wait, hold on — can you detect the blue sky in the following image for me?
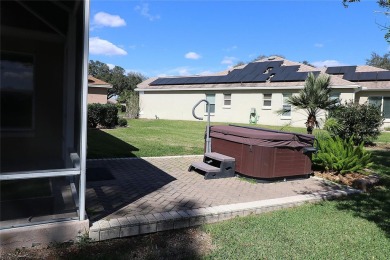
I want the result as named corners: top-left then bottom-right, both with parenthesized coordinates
top-left (89, 0), bottom-right (390, 78)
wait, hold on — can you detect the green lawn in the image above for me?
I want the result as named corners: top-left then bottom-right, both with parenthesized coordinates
top-left (204, 198), bottom-right (390, 259)
top-left (87, 119), bottom-right (390, 158)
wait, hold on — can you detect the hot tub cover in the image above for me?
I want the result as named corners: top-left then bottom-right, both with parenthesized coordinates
top-left (210, 125), bottom-right (314, 148)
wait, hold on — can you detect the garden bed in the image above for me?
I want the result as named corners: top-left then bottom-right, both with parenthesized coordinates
top-left (314, 171), bottom-right (381, 192)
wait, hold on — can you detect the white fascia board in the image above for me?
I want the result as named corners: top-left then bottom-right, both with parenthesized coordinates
top-left (88, 84), bottom-right (113, 89)
top-left (136, 84), bottom-right (360, 92)
top-left (359, 87), bottom-right (390, 92)
top-left (136, 86), bottom-right (304, 92)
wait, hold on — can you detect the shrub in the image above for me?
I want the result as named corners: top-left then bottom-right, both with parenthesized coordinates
top-left (87, 103), bottom-right (119, 128)
top-left (329, 101), bottom-right (384, 144)
top-left (88, 103), bottom-right (104, 128)
top-left (102, 104), bottom-right (119, 128)
top-left (312, 136), bottom-right (373, 174)
top-left (118, 118), bottom-right (128, 127)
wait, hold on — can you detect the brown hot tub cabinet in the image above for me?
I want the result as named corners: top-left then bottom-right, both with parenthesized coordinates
top-left (209, 125), bottom-right (316, 179)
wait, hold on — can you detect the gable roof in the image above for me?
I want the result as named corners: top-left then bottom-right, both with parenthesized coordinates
top-left (88, 75), bottom-right (112, 89)
top-left (136, 57), bottom-right (390, 92)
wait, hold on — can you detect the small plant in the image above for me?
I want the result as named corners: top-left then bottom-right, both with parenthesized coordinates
top-left (313, 136), bottom-right (373, 174)
top-left (76, 230), bottom-right (92, 249)
top-left (118, 118), bottom-right (128, 127)
top-left (322, 117), bottom-right (343, 137)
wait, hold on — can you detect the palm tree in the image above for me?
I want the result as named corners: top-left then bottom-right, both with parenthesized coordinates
top-left (284, 72), bottom-right (338, 134)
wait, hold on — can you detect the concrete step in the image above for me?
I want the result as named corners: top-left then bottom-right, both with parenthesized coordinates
top-left (205, 152), bottom-right (235, 162)
top-left (190, 162), bottom-right (220, 173)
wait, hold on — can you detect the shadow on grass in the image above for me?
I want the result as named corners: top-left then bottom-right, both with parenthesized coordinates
top-left (335, 149), bottom-right (390, 238)
top-left (87, 129), bottom-right (139, 159)
top-left (46, 200), bottom-right (210, 260)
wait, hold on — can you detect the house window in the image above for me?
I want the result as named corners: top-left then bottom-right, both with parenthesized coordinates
top-left (369, 96), bottom-right (390, 119)
top-left (330, 92), bottom-right (341, 106)
top-left (0, 52), bottom-right (34, 131)
top-left (206, 94), bottom-right (215, 114)
top-left (282, 93), bottom-right (292, 119)
top-left (263, 94), bottom-right (272, 109)
top-left (223, 94), bottom-right (231, 107)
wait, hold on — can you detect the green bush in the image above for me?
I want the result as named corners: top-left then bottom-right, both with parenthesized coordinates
top-left (88, 103), bottom-right (104, 128)
top-left (329, 101), bottom-right (384, 144)
top-left (118, 118), bottom-right (128, 127)
top-left (312, 136), bottom-right (373, 174)
top-left (87, 103), bottom-right (118, 128)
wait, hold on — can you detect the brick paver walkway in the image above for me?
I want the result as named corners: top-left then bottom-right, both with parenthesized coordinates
top-left (86, 155), bottom-right (345, 222)
top-left (86, 155), bottom-right (359, 241)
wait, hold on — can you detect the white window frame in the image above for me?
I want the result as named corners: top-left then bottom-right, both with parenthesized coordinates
top-left (205, 93), bottom-right (216, 115)
top-left (262, 93), bottom-right (272, 110)
top-left (330, 92), bottom-right (341, 106)
top-left (223, 93), bottom-right (231, 108)
top-left (281, 93), bottom-right (292, 120)
top-left (369, 96), bottom-right (390, 120)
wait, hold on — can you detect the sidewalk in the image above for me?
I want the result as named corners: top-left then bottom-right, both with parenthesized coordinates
top-left (86, 155), bottom-right (358, 241)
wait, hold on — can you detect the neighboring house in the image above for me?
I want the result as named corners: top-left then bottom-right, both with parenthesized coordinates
top-left (136, 56), bottom-right (390, 129)
top-left (1, 0), bottom-right (89, 249)
top-left (88, 75), bottom-right (112, 104)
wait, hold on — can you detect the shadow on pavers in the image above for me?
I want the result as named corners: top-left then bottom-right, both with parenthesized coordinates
top-left (86, 159), bottom-right (176, 221)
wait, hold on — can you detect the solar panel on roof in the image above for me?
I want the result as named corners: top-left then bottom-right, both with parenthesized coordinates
top-left (325, 67), bottom-right (341, 74)
top-left (358, 72), bottom-right (377, 81)
top-left (251, 73), bottom-right (270, 82)
top-left (376, 71), bottom-right (390, 80)
top-left (283, 72), bottom-right (309, 81)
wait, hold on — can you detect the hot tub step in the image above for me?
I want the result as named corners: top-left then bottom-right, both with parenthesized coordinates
top-left (189, 162), bottom-right (220, 173)
top-left (204, 152), bottom-right (235, 162)
top-left (189, 152), bottom-right (236, 180)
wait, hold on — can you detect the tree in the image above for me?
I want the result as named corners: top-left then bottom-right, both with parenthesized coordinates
top-left (108, 66), bottom-right (130, 99)
top-left (282, 72), bottom-right (339, 134)
top-left (88, 60), bottom-right (147, 99)
top-left (89, 60), bottom-right (111, 82)
top-left (366, 52), bottom-right (390, 70)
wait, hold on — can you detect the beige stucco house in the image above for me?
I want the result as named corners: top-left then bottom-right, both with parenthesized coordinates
top-left (88, 75), bottom-right (112, 104)
top-left (136, 57), bottom-right (390, 129)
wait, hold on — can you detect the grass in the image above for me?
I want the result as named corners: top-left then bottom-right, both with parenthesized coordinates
top-left (204, 200), bottom-right (390, 259)
top-left (87, 119), bottom-right (390, 158)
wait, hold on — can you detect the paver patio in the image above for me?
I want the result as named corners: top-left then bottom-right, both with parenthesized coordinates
top-left (86, 155), bottom-right (357, 241)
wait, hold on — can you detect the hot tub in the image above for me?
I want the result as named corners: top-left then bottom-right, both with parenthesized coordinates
top-left (209, 125), bottom-right (315, 179)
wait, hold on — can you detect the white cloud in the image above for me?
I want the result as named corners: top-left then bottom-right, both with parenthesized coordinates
top-left (221, 56), bottom-right (237, 65)
top-left (199, 70), bottom-right (214, 75)
top-left (185, 52), bottom-right (201, 60)
top-left (107, 63), bottom-right (115, 69)
top-left (135, 3), bottom-right (160, 21)
top-left (93, 12), bottom-right (126, 27)
top-left (224, 45), bottom-right (238, 52)
top-left (314, 43), bottom-right (324, 48)
top-left (89, 37), bottom-right (127, 56)
top-left (156, 67), bottom-right (194, 77)
top-left (312, 60), bottom-right (347, 67)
